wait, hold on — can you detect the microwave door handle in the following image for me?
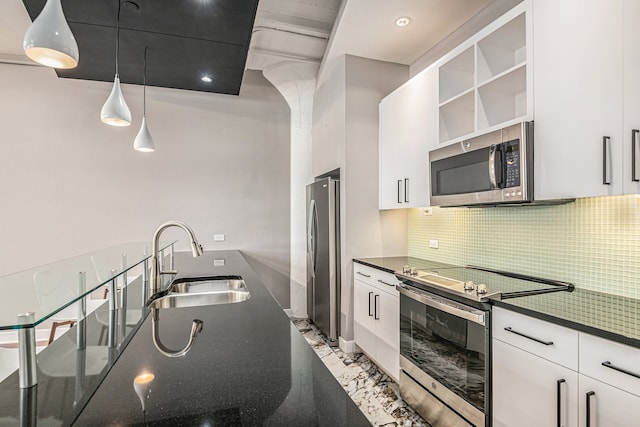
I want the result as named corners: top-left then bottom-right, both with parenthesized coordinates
top-left (489, 145), bottom-right (497, 190)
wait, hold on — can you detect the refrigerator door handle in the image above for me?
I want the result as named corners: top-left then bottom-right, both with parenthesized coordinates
top-left (307, 199), bottom-right (317, 278)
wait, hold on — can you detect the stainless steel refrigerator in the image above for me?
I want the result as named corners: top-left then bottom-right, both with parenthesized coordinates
top-left (306, 177), bottom-right (341, 346)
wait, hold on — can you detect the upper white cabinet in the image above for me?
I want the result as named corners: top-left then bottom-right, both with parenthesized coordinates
top-left (532, 0), bottom-right (624, 200)
top-left (623, 0), bottom-right (640, 194)
top-left (378, 67), bottom-right (437, 209)
top-left (438, 3), bottom-right (532, 145)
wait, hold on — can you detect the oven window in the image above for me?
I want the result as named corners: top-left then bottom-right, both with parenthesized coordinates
top-left (431, 148), bottom-right (491, 196)
top-left (400, 293), bottom-right (486, 411)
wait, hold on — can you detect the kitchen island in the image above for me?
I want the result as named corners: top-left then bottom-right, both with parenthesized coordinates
top-left (73, 250), bottom-right (370, 426)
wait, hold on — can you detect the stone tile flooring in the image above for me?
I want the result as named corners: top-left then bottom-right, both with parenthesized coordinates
top-left (292, 319), bottom-right (430, 427)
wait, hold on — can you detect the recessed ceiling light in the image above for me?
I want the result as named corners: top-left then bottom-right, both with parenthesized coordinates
top-left (201, 75), bottom-right (212, 83)
top-left (395, 17), bottom-right (411, 27)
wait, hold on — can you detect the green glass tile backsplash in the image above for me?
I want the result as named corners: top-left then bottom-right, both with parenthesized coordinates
top-left (408, 195), bottom-right (640, 298)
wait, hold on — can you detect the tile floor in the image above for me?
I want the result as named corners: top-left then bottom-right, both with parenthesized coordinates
top-left (291, 319), bottom-right (430, 427)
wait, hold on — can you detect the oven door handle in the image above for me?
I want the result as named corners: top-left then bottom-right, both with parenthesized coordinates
top-left (397, 283), bottom-right (485, 325)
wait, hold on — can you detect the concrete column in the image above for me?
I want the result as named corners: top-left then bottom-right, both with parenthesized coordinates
top-left (263, 61), bottom-right (319, 318)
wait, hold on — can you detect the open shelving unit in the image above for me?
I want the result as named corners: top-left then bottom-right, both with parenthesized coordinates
top-left (438, 10), bottom-right (528, 145)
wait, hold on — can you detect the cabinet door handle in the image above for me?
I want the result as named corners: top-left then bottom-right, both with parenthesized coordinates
top-left (377, 279), bottom-right (396, 287)
top-left (601, 361), bottom-right (640, 379)
top-left (633, 130), bottom-right (640, 182)
top-left (504, 327), bottom-right (554, 346)
top-left (603, 136), bottom-right (612, 185)
top-left (357, 271), bottom-right (371, 278)
top-left (374, 294), bottom-right (380, 320)
top-left (404, 178), bottom-right (409, 203)
top-left (368, 292), bottom-right (373, 317)
top-left (586, 391), bottom-right (595, 427)
top-left (397, 180), bottom-right (403, 204)
top-left (556, 379), bottom-right (565, 427)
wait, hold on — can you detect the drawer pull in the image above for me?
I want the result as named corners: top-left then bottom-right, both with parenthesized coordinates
top-left (586, 391), bottom-right (595, 427)
top-left (357, 272), bottom-right (371, 278)
top-left (557, 379), bottom-right (565, 427)
top-left (601, 361), bottom-right (640, 379)
top-left (504, 327), bottom-right (554, 346)
top-left (377, 279), bottom-right (396, 287)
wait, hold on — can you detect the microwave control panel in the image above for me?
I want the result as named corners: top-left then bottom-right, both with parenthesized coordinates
top-left (503, 139), bottom-right (521, 188)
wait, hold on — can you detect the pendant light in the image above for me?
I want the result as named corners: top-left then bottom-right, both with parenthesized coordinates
top-left (101, 0), bottom-right (131, 126)
top-left (134, 47), bottom-right (156, 152)
top-left (23, 0), bottom-right (79, 69)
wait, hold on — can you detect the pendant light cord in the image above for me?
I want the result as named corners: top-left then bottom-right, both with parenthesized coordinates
top-left (115, 0), bottom-right (121, 75)
top-left (143, 46), bottom-right (148, 117)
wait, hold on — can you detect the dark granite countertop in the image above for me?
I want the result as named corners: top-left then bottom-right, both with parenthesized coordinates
top-left (355, 256), bottom-right (640, 349)
top-left (74, 251), bottom-right (370, 426)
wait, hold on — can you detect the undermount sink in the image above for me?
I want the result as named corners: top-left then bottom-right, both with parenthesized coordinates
top-left (147, 275), bottom-right (251, 309)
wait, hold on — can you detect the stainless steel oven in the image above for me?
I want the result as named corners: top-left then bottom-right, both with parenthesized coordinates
top-left (397, 283), bottom-right (490, 427)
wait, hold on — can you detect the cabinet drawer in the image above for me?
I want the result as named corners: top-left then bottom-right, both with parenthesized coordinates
top-left (493, 307), bottom-right (578, 370)
top-left (353, 264), bottom-right (375, 286)
top-left (373, 270), bottom-right (400, 296)
top-left (579, 333), bottom-right (640, 397)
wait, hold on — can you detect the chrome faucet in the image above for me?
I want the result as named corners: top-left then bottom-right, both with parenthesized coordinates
top-left (149, 221), bottom-right (204, 358)
top-left (150, 220), bottom-right (203, 296)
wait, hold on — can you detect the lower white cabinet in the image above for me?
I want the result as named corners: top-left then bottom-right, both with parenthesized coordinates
top-left (353, 264), bottom-right (399, 381)
top-left (578, 374), bottom-right (640, 427)
top-left (493, 306), bottom-right (640, 427)
top-left (493, 338), bottom-right (578, 427)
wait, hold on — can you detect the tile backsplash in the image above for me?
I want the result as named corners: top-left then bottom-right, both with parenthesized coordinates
top-left (408, 195), bottom-right (640, 298)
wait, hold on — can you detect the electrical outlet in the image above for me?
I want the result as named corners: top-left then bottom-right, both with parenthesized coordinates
top-left (214, 234), bottom-right (225, 242)
top-left (429, 239), bottom-right (439, 249)
top-left (423, 207), bottom-right (433, 216)
top-left (214, 259), bottom-right (225, 267)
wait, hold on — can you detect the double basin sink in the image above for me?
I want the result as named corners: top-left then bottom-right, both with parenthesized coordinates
top-left (147, 275), bottom-right (251, 309)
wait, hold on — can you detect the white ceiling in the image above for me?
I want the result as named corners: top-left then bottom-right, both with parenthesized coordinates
top-left (246, 0), bottom-right (523, 87)
top-left (327, 0), bottom-right (493, 66)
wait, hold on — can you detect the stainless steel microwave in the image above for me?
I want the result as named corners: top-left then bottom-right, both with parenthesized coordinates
top-left (430, 122), bottom-right (533, 207)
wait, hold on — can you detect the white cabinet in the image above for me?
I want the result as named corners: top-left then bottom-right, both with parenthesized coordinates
top-left (378, 67), bottom-right (437, 209)
top-left (492, 306), bottom-right (579, 427)
top-left (438, 2), bottom-right (532, 145)
top-left (493, 338), bottom-right (578, 427)
top-left (493, 306), bottom-right (640, 426)
top-left (623, 0), bottom-right (640, 194)
top-left (578, 374), bottom-right (640, 427)
top-left (353, 264), bottom-right (399, 381)
top-left (577, 333), bottom-right (640, 426)
top-left (533, 0), bottom-right (626, 200)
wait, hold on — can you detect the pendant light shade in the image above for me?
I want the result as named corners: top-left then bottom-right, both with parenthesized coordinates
top-left (101, 0), bottom-right (131, 126)
top-left (23, 0), bottom-right (79, 69)
top-left (134, 116), bottom-right (155, 152)
top-left (134, 47), bottom-right (155, 152)
top-left (101, 75), bottom-right (132, 126)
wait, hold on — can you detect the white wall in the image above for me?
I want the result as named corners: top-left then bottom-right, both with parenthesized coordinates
top-left (312, 55), bottom-right (409, 341)
top-left (0, 64), bottom-right (291, 306)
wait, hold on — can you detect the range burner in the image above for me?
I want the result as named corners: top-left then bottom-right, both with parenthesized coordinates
top-left (396, 264), bottom-right (574, 303)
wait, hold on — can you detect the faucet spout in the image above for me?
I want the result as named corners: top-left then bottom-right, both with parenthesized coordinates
top-left (151, 308), bottom-right (203, 358)
top-left (150, 221), bottom-right (203, 297)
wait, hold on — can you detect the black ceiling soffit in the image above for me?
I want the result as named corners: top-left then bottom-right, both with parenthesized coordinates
top-left (22, 0), bottom-right (259, 95)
